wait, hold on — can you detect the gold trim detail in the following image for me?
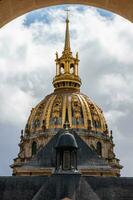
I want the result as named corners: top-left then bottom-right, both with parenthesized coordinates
top-left (80, 95), bottom-right (93, 128)
top-left (77, 94), bottom-right (88, 129)
top-left (62, 95), bottom-right (67, 127)
top-left (46, 95), bottom-right (57, 128)
top-left (68, 95), bottom-right (72, 128)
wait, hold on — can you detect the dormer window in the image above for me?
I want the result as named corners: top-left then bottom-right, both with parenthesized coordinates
top-left (55, 131), bottom-right (78, 173)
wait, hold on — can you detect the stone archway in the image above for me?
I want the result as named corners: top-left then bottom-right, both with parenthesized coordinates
top-left (0, 0), bottom-right (133, 27)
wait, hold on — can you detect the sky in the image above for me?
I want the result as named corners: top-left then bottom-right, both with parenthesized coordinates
top-left (0, 5), bottom-right (133, 176)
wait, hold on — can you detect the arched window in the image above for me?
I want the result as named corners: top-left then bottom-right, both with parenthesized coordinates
top-left (35, 119), bottom-right (40, 128)
top-left (60, 63), bottom-right (64, 74)
top-left (32, 141), bottom-right (37, 156)
top-left (92, 119), bottom-right (99, 128)
top-left (70, 63), bottom-right (74, 74)
top-left (54, 117), bottom-right (58, 128)
top-left (97, 142), bottom-right (102, 156)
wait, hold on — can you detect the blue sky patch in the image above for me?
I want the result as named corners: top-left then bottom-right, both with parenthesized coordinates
top-left (97, 8), bottom-right (114, 20)
top-left (23, 9), bottom-right (51, 27)
top-left (23, 5), bottom-right (114, 28)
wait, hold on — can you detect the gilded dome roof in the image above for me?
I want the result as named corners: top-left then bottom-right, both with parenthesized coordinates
top-left (24, 14), bottom-right (108, 136)
top-left (25, 91), bottom-right (108, 135)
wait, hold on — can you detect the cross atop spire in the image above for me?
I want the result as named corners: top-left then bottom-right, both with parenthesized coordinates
top-left (65, 8), bottom-right (70, 21)
top-left (63, 8), bottom-right (71, 54)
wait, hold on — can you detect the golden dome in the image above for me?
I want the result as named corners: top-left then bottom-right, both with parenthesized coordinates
top-left (25, 91), bottom-right (108, 135)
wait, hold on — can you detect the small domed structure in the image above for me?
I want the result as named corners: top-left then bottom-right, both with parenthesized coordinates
top-left (55, 131), bottom-right (78, 150)
top-left (55, 129), bottom-right (78, 173)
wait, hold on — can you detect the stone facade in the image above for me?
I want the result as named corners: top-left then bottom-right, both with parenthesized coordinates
top-left (1, 175), bottom-right (133, 200)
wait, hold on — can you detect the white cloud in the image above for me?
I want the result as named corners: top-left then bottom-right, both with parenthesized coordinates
top-left (98, 73), bottom-right (133, 107)
top-left (0, 5), bottom-right (133, 176)
top-left (105, 110), bottom-right (126, 125)
top-left (0, 84), bottom-right (36, 125)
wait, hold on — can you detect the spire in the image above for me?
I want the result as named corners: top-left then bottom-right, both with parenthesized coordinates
top-left (63, 9), bottom-right (71, 54)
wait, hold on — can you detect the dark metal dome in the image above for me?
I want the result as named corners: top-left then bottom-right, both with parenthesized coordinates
top-left (55, 131), bottom-right (78, 149)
